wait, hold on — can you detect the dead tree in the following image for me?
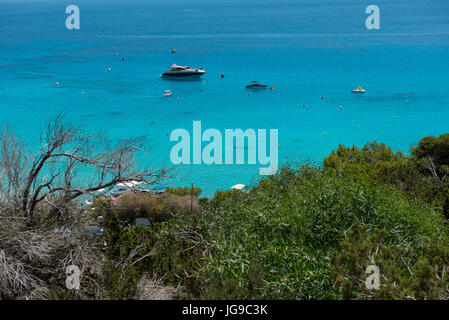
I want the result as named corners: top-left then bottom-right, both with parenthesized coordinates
top-left (0, 115), bottom-right (171, 217)
top-left (423, 157), bottom-right (447, 185)
top-left (0, 115), bottom-right (172, 299)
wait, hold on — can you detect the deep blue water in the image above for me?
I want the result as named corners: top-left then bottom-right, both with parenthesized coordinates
top-left (0, 0), bottom-right (449, 196)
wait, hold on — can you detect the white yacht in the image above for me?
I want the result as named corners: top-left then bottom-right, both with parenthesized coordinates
top-left (161, 64), bottom-right (206, 79)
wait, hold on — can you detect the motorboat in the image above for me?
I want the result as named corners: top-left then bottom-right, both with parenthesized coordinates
top-left (110, 181), bottom-right (144, 197)
top-left (352, 86), bottom-right (366, 93)
top-left (110, 185), bottom-right (129, 197)
top-left (245, 81), bottom-right (268, 89)
top-left (161, 64), bottom-right (206, 79)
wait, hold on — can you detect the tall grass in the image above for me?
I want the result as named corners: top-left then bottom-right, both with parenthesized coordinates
top-left (159, 165), bottom-right (449, 299)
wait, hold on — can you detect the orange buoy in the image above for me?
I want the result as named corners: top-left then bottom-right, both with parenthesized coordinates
top-left (321, 96), bottom-right (324, 100)
top-left (221, 73), bottom-right (224, 78)
top-left (270, 87), bottom-right (274, 90)
top-left (339, 106), bottom-right (342, 110)
top-left (55, 82), bottom-right (60, 87)
top-left (302, 104), bottom-right (305, 107)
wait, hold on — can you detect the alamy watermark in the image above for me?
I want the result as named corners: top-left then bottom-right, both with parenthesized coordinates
top-left (365, 264), bottom-right (380, 290)
top-left (66, 5), bottom-right (80, 30)
top-left (66, 264), bottom-right (81, 290)
top-left (169, 121), bottom-right (278, 175)
top-left (63, 5), bottom-right (378, 31)
top-left (365, 5), bottom-right (380, 30)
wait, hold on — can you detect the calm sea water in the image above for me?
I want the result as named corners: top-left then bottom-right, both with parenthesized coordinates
top-left (0, 0), bottom-right (449, 196)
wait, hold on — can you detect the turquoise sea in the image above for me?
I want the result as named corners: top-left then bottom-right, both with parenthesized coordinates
top-left (0, 0), bottom-right (449, 196)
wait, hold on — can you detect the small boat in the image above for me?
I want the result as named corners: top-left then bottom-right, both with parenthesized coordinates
top-left (110, 186), bottom-right (129, 197)
top-left (352, 86), bottom-right (366, 93)
top-left (245, 81), bottom-right (268, 89)
top-left (111, 181), bottom-right (144, 197)
top-left (161, 64), bottom-right (206, 79)
top-left (164, 89), bottom-right (172, 97)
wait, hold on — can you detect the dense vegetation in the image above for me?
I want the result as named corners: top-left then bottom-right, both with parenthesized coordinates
top-left (2, 123), bottom-right (449, 299)
top-left (96, 134), bottom-right (449, 300)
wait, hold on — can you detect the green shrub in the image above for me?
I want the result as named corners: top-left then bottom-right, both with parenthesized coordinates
top-left (333, 220), bottom-right (449, 299)
top-left (114, 191), bottom-right (199, 222)
top-left (158, 165), bottom-right (448, 299)
top-left (324, 140), bottom-right (448, 206)
top-left (166, 186), bottom-right (202, 197)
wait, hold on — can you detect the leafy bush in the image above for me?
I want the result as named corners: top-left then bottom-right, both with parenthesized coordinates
top-left (166, 186), bottom-right (202, 197)
top-left (158, 165), bottom-right (448, 299)
top-left (333, 220), bottom-right (449, 299)
top-left (86, 135), bottom-right (449, 300)
top-left (411, 133), bottom-right (449, 176)
top-left (114, 191), bottom-right (199, 222)
top-left (324, 140), bottom-right (448, 206)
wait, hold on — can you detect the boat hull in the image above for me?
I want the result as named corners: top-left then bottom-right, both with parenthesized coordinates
top-left (161, 72), bottom-right (205, 79)
top-left (245, 84), bottom-right (268, 88)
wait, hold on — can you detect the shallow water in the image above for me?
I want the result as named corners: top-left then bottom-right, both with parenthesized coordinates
top-left (0, 0), bottom-right (448, 196)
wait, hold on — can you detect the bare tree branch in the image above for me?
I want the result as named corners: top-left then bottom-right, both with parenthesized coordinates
top-left (0, 115), bottom-right (172, 217)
